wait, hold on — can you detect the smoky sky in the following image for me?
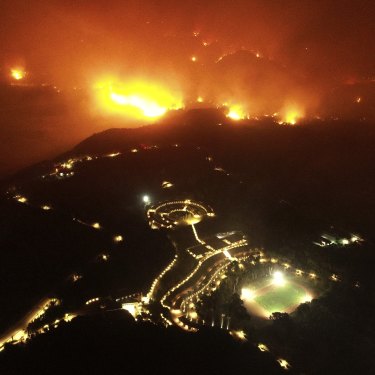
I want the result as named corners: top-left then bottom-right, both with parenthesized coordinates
top-left (0, 0), bottom-right (374, 178)
top-left (1, 0), bottom-right (374, 86)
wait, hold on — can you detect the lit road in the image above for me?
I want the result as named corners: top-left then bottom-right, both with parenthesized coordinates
top-left (157, 242), bottom-right (253, 331)
top-left (0, 298), bottom-right (54, 351)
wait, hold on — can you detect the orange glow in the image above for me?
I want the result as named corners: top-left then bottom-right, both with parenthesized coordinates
top-left (10, 68), bottom-right (26, 80)
top-left (280, 105), bottom-right (304, 125)
top-left (226, 105), bottom-right (247, 121)
top-left (94, 79), bottom-right (183, 120)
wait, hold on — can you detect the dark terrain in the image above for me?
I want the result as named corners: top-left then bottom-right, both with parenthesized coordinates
top-left (1, 110), bottom-right (374, 374)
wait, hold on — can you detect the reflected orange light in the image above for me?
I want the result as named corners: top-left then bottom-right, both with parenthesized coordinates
top-left (94, 79), bottom-right (183, 119)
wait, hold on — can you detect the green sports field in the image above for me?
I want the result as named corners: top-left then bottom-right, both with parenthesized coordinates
top-left (254, 283), bottom-right (306, 314)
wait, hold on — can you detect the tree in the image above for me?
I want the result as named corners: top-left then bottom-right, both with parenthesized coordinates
top-left (270, 312), bottom-right (290, 322)
top-left (226, 293), bottom-right (251, 329)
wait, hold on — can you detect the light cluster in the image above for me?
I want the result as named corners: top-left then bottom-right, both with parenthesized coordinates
top-left (277, 358), bottom-right (291, 370)
top-left (0, 298), bottom-right (61, 351)
top-left (146, 254), bottom-right (178, 301)
top-left (85, 297), bottom-right (100, 305)
top-left (314, 233), bottom-right (363, 247)
top-left (147, 199), bottom-right (215, 229)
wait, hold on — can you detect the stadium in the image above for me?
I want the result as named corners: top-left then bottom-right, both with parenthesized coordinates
top-left (241, 270), bottom-right (315, 318)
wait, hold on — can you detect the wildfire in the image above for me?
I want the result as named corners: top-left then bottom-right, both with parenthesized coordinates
top-left (10, 68), bottom-right (26, 81)
top-left (110, 93), bottom-right (167, 117)
top-left (279, 105), bottom-right (304, 125)
top-left (226, 105), bottom-right (247, 121)
top-left (94, 79), bottom-right (183, 119)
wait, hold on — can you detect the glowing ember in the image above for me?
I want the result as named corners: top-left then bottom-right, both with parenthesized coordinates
top-left (10, 68), bottom-right (26, 80)
top-left (94, 79), bottom-right (183, 120)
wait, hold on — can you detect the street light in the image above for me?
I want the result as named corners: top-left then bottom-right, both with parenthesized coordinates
top-left (143, 195), bottom-right (150, 204)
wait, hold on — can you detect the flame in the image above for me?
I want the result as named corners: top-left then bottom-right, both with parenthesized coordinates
top-left (94, 79), bottom-right (183, 119)
top-left (280, 105), bottom-right (304, 125)
top-left (10, 68), bottom-right (26, 80)
top-left (110, 93), bottom-right (167, 117)
top-left (226, 105), bottom-right (247, 121)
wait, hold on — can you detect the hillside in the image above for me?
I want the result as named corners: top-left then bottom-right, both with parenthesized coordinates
top-left (1, 112), bottom-right (375, 373)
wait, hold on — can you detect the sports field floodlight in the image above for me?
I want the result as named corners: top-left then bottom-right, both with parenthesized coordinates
top-left (301, 294), bottom-right (313, 303)
top-left (241, 288), bottom-right (254, 300)
top-left (273, 271), bottom-right (285, 286)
